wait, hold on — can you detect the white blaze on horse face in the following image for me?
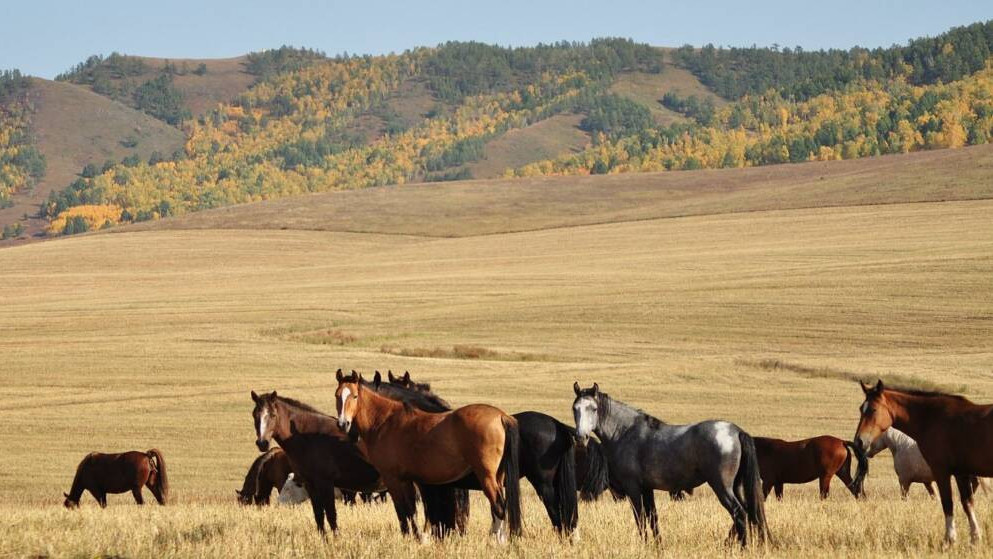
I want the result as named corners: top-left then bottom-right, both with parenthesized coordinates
top-left (338, 387), bottom-right (352, 430)
top-left (713, 422), bottom-right (736, 455)
top-left (258, 407), bottom-right (271, 441)
top-left (573, 397), bottom-right (597, 439)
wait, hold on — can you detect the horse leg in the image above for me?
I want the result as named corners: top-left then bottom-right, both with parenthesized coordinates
top-left (818, 475), bottom-right (831, 499)
top-left (95, 490), bottom-right (107, 508)
top-left (899, 481), bottom-right (910, 499)
top-left (775, 483), bottom-right (784, 501)
top-left (708, 478), bottom-right (747, 546)
top-left (477, 471), bottom-right (509, 544)
top-left (642, 490), bottom-right (660, 542)
top-left (132, 487), bottom-right (144, 505)
top-left (323, 488), bottom-right (339, 533)
top-left (935, 475), bottom-right (957, 544)
top-left (387, 481), bottom-right (421, 540)
top-left (622, 484), bottom-right (647, 539)
top-left (529, 473), bottom-right (562, 534)
top-left (955, 474), bottom-right (981, 543)
top-left (835, 463), bottom-right (858, 499)
top-left (924, 482), bottom-right (936, 498)
top-left (309, 490), bottom-right (327, 536)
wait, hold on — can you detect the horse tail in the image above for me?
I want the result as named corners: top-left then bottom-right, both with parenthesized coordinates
top-left (553, 424), bottom-right (579, 535)
top-left (844, 441), bottom-right (869, 498)
top-left (577, 438), bottom-right (611, 501)
top-left (146, 449), bottom-right (169, 504)
top-left (736, 431), bottom-right (769, 545)
top-left (501, 415), bottom-right (522, 537)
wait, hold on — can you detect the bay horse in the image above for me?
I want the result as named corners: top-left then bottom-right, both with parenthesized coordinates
top-left (236, 447), bottom-right (293, 505)
top-left (63, 449), bottom-right (168, 508)
top-left (572, 382), bottom-right (768, 546)
top-left (250, 390), bottom-right (384, 535)
top-left (754, 436), bottom-right (868, 500)
top-left (373, 370), bottom-right (580, 538)
top-left (854, 380), bottom-right (993, 544)
top-left (335, 370), bottom-right (522, 542)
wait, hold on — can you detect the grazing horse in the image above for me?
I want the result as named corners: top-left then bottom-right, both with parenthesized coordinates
top-left (63, 450), bottom-right (168, 508)
top-left (754, 436), bottom-right (868, 500)
top-left (373, 370), bottom-right (580, 537)
top-left (572, 382), bottom-right (768, 546)
top-left (236, 448), bottom-right (293, 505)
top-left (250, 391), bottom-right (384, 535)
top-left (854, 380), bottom-right (993, 544)
top-left (335, 370), bottom-right (522, 542)
top-left (867, 427), bottom-right (937, 498)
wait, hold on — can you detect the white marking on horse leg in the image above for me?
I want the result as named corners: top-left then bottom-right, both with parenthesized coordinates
top-left (945, 515), bottom-right (958, 544)
top-left (713, 422), bottom-right (736, 455)
top-left (966, 506), bottom-right (981, 543)
top-left (569, 527), bottom-right (581, 545)
top-left (490, 517), bottom-right (507, 544)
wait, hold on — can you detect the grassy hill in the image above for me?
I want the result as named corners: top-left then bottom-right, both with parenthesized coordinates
top-left (122, 142), bottom-right (993, 237)
top-left (1, 141), bottom-right (991, 556)
top-left (0, 78), bottom-right (184, 242)
top-left (609, 65), bottom-right (725, 126)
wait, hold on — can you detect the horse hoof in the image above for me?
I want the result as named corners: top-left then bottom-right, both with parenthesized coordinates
top-left (569, 529), bottom-right (581, 545)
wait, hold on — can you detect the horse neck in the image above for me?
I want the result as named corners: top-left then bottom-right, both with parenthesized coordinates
top-left (272, 401), bottom-right (337, 443)
top-left (883, 391), bottom-right (949, 443)
top-left (354, 384), bottom-right (406, 441)
top-left (595, 395), bottom-right (647, 443)
top-left (67, 461), bottom-right (89, 501)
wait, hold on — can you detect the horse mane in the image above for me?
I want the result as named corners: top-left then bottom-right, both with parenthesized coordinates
top-left (274, 395), bottom-right (330, 416)
top-left (591, 390), bottom-right (665, 429)
top-left (362, 378), bottom-right (452, 412)
top-left (885, 386), bottom-right (972, 403)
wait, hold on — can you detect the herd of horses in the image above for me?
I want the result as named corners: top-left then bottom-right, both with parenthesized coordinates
top-left (62, 373), bottom-right (993, 547)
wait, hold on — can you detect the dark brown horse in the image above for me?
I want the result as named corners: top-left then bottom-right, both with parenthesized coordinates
top-left (755, 436), bottom-right (868, 500)
top-left (251, 391), bottom-right (384, 535)
top-left (854, 380), bottom-right (993, 544)
top-left (335, 370), bottom-right (522, 542)
top-left (236, 447), bottom-right (293, 506)
top-left (63, 450), bottom-right (168, 508)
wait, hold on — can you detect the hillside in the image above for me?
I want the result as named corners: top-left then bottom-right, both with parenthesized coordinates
top-left (123, 143), bottom-right (993, 238)
top-left (609, 65), bottom-right (725, 126)
top-left (0, 79), bottom-right (184, 242)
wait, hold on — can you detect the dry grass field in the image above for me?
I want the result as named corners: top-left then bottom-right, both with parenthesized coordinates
top-left (1, 147), bottom-right (993, 557)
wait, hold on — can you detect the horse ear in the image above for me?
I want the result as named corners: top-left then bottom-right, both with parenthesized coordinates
top-left (388, 371), bottom-right (396, 382)
top-left (573, 381), bottom-right (581, 396)
top-left (592, 382), bottom-right (600, 394)
top-left (251, 390), bottom-right (260, 403)
top-left (336, 369), bottom-right (344, 382)
top-left (374, 371), bottom-right (382, 386)
top-left (874, 379), bottom-right (884, 393)
top-left (271, 390), bottom-right (277, 399)
top-left (403, 372), bottom-right (411, 382)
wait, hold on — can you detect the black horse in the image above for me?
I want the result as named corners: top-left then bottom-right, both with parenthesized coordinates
top-left (363, 370), bottom-right (583, 539)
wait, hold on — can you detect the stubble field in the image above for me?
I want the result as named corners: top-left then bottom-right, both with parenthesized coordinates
top-left (1, 150), bottom-right (992, 557)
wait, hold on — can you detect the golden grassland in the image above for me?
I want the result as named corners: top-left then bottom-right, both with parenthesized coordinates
top-left (1, 153), bottom-right (992, 556)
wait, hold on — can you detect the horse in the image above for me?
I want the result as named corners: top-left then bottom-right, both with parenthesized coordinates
top-left (572, 382), bottom-right (768, 546)
top-left (867, 427), bottom-right (988, 499)
top-left (236, 447), bottom-right (294, 505)
top-left (278, 473), bottom-right (310, 505)
top-left (335, 370), bottom-right (522, 542)
top-left (63, 449), bottom-right (168, 508)
top-left (854, 380), bottom-right (993, 544)
top-left (754, 436), bottom-right (868, 500)
top-left (373, 370), bottom-right (580, 538)
top-left (867, 427), bottom-right (937, 498)
top-left (250, 390), bottom-right (384, 535)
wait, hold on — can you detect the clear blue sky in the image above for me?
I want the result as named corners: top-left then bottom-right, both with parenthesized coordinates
top-left (2, 0), bottom-right (991, 79)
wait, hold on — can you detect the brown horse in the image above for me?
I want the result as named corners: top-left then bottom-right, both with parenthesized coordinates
top-left (755, 436), bottom-right (868, 500)
top-left (334, 370), bottom-right (522, 542)
top-left (251, 390), bottom-right (384, 535)
top-left (854, 380), bottom-right (993, 544)
top-left (236, 448), bottom-right (294, 506)
top-left (63, 450), bottom-right (168, 508)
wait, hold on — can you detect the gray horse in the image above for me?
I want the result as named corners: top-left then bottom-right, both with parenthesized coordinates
top-left (572, 382), bottom-right (768, 546)
top-left (868, 427), bottom-right (988, 499)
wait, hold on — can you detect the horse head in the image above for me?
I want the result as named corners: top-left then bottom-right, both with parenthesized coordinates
top-left (572, 381), bottom-right (602, 446)
top-left (251, 390), bottom-right (283, 452)
top-left (63, 492), bottom-right (79, 509)
top-left (335, 369), bottom-right (362, 433)
top-left (854, 380), bottom-right (893, 453)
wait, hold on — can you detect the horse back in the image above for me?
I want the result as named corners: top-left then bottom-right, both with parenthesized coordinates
top-left (79, 451), bottom-right (151, 492)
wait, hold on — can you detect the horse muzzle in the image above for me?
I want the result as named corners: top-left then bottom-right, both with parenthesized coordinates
top-left (256, 439), bottom-right (270, 452)
top-left (338, 418), bottom-right (351, 433)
